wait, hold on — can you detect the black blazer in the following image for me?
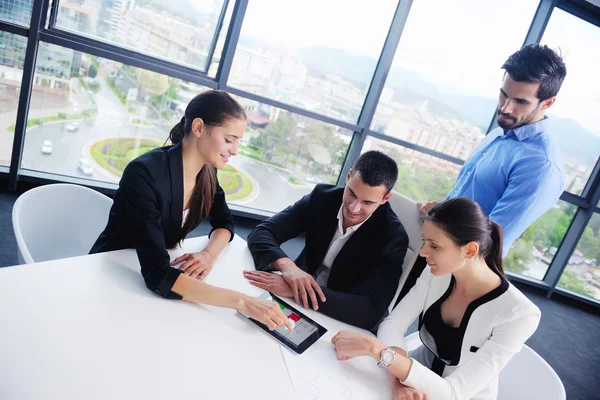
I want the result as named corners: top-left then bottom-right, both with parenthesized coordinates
top-left (248, 184), bottom-right (408, 330)
top-left (90, 143), bottom-right (234, 298)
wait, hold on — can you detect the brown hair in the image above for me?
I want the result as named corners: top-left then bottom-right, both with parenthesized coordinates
top-left (425, 198), bottom-right (505, 277)
top-left (168, 90), bottom-right (245, 242)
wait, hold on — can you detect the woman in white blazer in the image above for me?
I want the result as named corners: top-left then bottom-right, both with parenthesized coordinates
top-left (331, 198), bottom-right (541, 400)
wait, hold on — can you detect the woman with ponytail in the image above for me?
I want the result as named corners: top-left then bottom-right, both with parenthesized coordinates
top-left (330, 198), bottom-right (541, 400)
top-left (91, 90), bottom-right (291, 331)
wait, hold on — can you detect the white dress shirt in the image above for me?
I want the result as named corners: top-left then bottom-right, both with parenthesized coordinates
top-left (314, 205), bottom-right (370, 287)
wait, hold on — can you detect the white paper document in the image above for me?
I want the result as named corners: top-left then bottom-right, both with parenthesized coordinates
top-left (281, 340), bottom-right (391, 400)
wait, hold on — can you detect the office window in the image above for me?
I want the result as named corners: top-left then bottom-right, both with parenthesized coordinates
top-left (504, 200), bottom-right (576, 280)
top-left (208, 0), bottom-right (233, 78)
top-left (0, 31), bottom-right (27, 166)
top-left (557, 212), bottom-right (600, 302)
top-left (0, 0), bottom-right (33, 27)
top-left (231, 96), bottom-right (352, 213)
top-left (361, 137), bottom-right (460, 202)
top-left (21, 42), bottom-right (210, 182)
top-left (540, 9), bottom-right (600, 195)
top-left (228, 0), bottom-right (398, 124)
top-left (371, 0), bottom-right (539, 160)
top-left (54, 0), bottom-right (226, 72)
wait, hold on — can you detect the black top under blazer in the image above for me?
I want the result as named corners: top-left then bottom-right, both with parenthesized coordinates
top-left (90, 143), bottom-right (234, 299)
top-left (247, 184), bottom-right (408, 330)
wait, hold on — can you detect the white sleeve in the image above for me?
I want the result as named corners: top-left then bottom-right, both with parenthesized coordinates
top-left (402, 301), bottom-right (541, 400)
top-left (377, 267), bottom-right (433, 354)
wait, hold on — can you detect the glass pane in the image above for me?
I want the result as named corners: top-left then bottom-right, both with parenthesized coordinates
top-left (0, 0), bottom-right (33, 26)
top-left (208, 0), bottom-right (233, 78)
top-left (540, 9), bottom-right (600, 195)
top-left (0, 32), bottom-right (27, 166)
top-left (21, 42), bottom-right (210, 182)
top-left (558, 213), bottom-right (600, 301)
top-left (229, 0), bottom-right (398, 123)
top-left (362, 136), bottom-right (460, 202)
top-left (231, 97), bottom-right (352, 212)
top-left (371, 0), bottom-right (539, 160)
top-left (55, 0), bottom-right (226, 72)
top-left (504, 200), bottom-right (576, 280)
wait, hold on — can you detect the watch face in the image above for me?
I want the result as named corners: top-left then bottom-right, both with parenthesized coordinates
top-left (382, 350), bottom-right (395, 363)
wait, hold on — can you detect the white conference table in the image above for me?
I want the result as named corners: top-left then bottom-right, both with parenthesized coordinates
top-left (0, 235), bottom-right (392, 399)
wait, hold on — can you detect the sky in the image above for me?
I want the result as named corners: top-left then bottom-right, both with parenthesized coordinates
top-left (187, 0), bottom-right (600, 136)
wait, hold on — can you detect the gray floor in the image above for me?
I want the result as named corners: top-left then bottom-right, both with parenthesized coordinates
top-left (1, 184), bottom-right (598, 399)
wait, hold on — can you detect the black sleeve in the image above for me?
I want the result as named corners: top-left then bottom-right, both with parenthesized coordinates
top-left (121, 161), bottom-right (183, 299)
top-left (247, 190), bottom-right (312, 270)
top-left (317, 233), bottom-right (408, 330)
top-left (208, 177), bottom-right (234, 242)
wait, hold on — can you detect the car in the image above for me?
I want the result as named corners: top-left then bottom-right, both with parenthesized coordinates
top-left (41, 140), bottom-right (52, 154)
top-left (77, 158), bottom-right (94, 175)
top-left (65, 123), bottom-right (78, 132)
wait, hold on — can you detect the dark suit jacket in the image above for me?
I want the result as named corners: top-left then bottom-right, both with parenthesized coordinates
top-left (248, 184), bottom-right (408, 330)
top-left (90, 143), bottom-right (234, 298)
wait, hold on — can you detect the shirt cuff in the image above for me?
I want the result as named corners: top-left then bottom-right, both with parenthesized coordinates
top-left (155, 267), bottom-right (184, 299)
top-left (401, 358), bottom-right (427, 389)
top-left (209, 226), bottom-right (234, 242)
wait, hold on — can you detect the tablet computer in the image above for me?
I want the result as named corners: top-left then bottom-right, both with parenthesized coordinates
top-left (238, 292), bottom-right (327, 354)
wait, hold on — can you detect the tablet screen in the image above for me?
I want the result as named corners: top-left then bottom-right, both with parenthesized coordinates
top-left (272, 299), bottom-right (319, 346)
top-left (239, 292), bottom-right (327, 354)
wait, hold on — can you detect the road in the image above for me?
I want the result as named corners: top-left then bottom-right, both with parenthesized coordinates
top-left (21, 74), bottom-right (167, 182)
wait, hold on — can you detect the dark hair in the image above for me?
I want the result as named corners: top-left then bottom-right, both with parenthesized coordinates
top-left (502, 44), bottom-right (567, 101)
top-left (168, 90), bottom-right (246, 242)
top-left (350, 151), bottom-right (398, 193)
top-left (425, 198), bottom-right (505, 277)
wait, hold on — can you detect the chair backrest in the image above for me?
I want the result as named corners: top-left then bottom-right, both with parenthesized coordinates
top-left (12, 184), bottom-right (112, 264)
top-left (497, 344), bottom-right (566, 400)
top-left (403, 332), bottom-right (565, 400)
top-left (387, 191), bottom-right (423, 311)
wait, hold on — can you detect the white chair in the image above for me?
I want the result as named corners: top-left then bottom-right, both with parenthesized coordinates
top-left (497, 344), bottom-right (566, 400)
top-left (12, 184), bottom-right (112, 264)
top-left (404, 332), bottom-right (566, 400)
top-left (387, 191), bottom-right (424, 311)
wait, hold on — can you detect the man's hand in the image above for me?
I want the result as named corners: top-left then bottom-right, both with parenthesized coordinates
top-left (272, 258), bottom-right (326, 310)
top-left (243, 270), bottom-right (294, 298)
top-left (170, 249), bottom-right (216, 280)
top-left (416, 201), bottom-right (438, 219)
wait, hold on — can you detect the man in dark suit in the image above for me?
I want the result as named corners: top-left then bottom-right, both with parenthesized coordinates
top-left (243, 151), bottom-right (408, 330)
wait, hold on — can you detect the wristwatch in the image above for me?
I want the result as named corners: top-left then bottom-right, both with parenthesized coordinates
top-left (377, 346), bottom-right (397, 368)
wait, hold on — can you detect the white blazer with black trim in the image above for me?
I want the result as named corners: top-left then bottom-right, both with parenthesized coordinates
top-left (377, 266), bottom-right (541, 400)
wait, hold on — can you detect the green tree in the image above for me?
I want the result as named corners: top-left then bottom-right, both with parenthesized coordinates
top-left (504, 238), bottom-right (533, 274)
top-left (88, 64), bottom-right (98, 79)
top-left (257, 112), bottom-right (295, 161)
top-left (558, 269), bottom-right (593, 297)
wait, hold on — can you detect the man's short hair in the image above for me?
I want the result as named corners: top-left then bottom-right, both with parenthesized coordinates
top-left (351, 151), bottom-right (398, 193)
top-left (502, 44), bottom-right (567, 101)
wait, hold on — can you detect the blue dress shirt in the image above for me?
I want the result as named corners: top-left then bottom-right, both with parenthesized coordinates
top-left (447, 117), bottom-right (564, 257)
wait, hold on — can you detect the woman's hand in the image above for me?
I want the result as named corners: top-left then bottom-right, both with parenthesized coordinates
top-left (391, 376), bottom-right (428, 400)
top-left (238, 296), bottom-right (293, 331)
top-left (331, 330), bottom-right (387, 361)
top-left (171, 249), bottom-right (216, 280)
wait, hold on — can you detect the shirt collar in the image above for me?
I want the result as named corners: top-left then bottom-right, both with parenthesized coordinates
top-left (336, 204), bottom-right (370, 235)
top-left (506, 116), bottom-right (548, 141)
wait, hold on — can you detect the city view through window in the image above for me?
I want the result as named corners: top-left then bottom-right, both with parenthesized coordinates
top-left (1, 0), bottom-right (599, 302)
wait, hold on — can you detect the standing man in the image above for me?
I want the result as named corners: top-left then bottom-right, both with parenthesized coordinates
top-left (244, 151), bottom-right (408, 330)
top-left (420, 44), bottom-right (566, 256)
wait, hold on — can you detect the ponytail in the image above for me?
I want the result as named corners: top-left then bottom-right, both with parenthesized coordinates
top-left (166, 117), bottom-right (185, 146)
top-left (486, 221), bottom-right (505, 277)
top-left (178, 163), bottom-right (217, 244)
